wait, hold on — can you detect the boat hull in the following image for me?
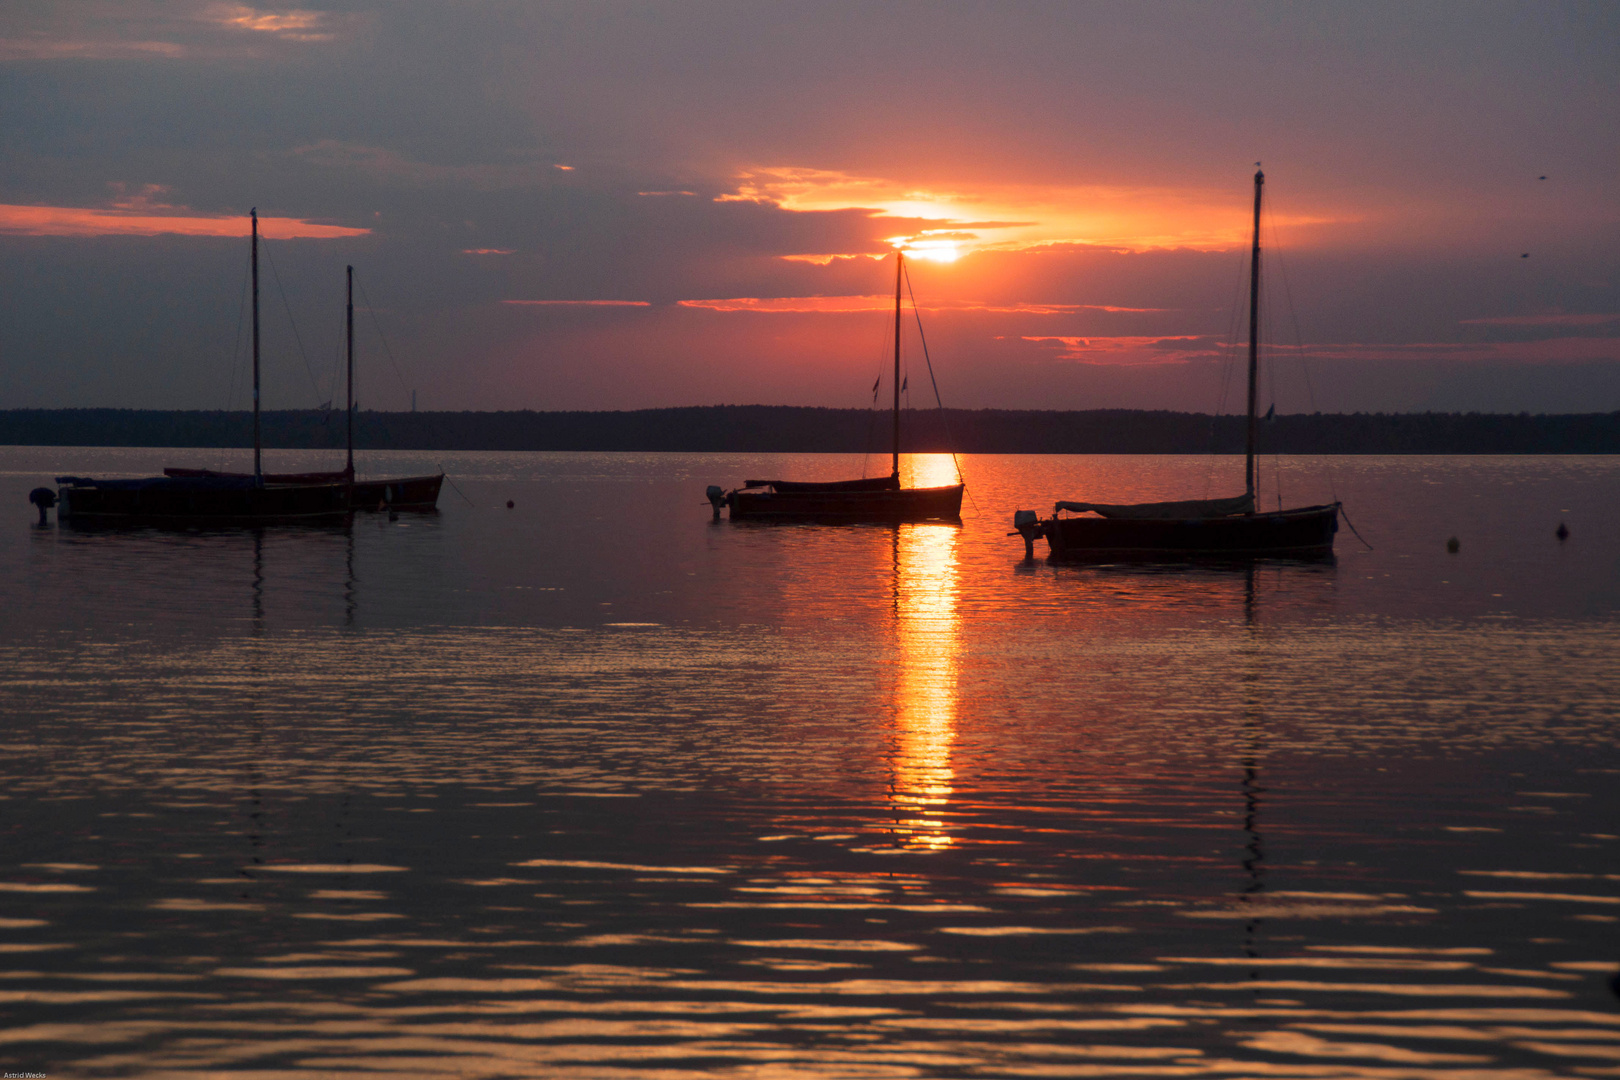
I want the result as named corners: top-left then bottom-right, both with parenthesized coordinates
top-left (1040, 503), bottom-right (1339, 560)
top-left (57, 478), bottom-right (353, 524)
top-left (163, 469), bottom-right (443, 510)
top-left (728, 483), bottom-right (964, 523)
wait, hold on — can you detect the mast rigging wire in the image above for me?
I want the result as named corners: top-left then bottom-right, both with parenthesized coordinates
top-left (258, 238), bottom-right (327, 406)
top-left (901, 261), bottom-right (971, 503)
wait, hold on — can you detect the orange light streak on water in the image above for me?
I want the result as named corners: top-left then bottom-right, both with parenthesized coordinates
top-left (888, 503), bottom-right (961, 851)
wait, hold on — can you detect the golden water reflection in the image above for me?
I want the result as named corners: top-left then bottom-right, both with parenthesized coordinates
top-left (888, 509), bottom-right (961, 851)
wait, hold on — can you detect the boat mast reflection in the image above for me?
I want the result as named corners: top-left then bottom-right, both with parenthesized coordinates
top-left (1238, 563), bottom-right (1268, 987)
top-left (886, 501), bottom-right (962, 851)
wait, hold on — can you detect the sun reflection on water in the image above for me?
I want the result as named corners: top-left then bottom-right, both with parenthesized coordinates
top-left (888, 512), bottom-right (961, 851)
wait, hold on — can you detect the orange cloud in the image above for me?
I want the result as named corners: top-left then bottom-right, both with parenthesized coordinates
top-left (205, 4), bottom-right (336, 42)
top-left (681, 297), bottom-right (1167, 316)
top-left (0, 202), bottom-right (367, 239)
top-left (463, 248), bottom-right (516, 255)
top-left (679, 296), bottom-right (890, 313)
top-left (1023, 335), bottom-right (1222, 365)
top-left (719, 166), bottom-right (1340, 256)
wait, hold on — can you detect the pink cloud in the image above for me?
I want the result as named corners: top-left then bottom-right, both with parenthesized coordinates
top-left (503, 299), bottom-right (650, 307)
top-left (1022, 335), bottom-right (1222, 365)
top-left (0, 201), bottom-right (367, 239)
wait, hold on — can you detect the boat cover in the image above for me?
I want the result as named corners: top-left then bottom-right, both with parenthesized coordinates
top-left (744, 476), bottom-right (900, 492)
top-left (1054, 493), bottom-right (1254, 519)
top-left (56, 475), bottom-right (259, 491)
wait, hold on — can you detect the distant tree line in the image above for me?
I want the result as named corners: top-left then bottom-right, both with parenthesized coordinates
top-left (3, 406), bottom-right (1619, 454)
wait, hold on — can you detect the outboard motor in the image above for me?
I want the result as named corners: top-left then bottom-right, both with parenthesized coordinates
top-left (1011, 509), bottom-right (1040, 559)
top-left (705, 485), bottom-right (727, 521)
top-left (29, 487), bottom-right (57, 525)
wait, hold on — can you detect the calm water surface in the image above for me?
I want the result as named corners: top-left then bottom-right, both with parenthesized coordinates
top-left (1, 447), bottom-right (1618, 1078)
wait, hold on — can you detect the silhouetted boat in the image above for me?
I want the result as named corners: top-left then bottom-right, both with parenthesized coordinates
top-left (161, 266), bottom-right (443, 511)
top-left (55, 210), bottom-right (351, 524)
top-left (707, 250), bottom-right (965, 522)
top-left (1014, 168), bottom-right (1339, 559)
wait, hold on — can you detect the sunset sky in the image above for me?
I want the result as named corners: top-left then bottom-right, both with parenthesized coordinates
top-left (1, 1), bottom-right (1616, 414)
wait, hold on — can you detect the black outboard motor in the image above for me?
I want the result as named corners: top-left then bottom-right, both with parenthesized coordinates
top-left (29, 487), bottom-right (57, 525)
top-left (705, 485), bottom-right (727, 521)
top-left (1011, 509), bottom-right (1040, 559)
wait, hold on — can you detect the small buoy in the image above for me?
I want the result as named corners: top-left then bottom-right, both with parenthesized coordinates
top-left (1446, 536), bottom-right (1460, 553)
top-left (1556, 522), bottom-right (1569, 541)
top-left (506, 500), bottom-right (514, 509)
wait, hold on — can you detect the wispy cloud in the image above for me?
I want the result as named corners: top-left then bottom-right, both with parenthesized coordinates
top-left (679, 296), bottom-right (889, 314)
top-left (1022, 335), bottom-right (1222, 365)
top-left (290, 141), bottom-right (551, 190)
top-left (0, 36), bottom-right (185, 60)
top-left (1459, 313), bottom-right (1619, 328)
top-left (717, 166), bottom-right (1340, 257)
top-left (0, 188), bottom-right (366, 238)
top-left (682, 296), bottom-right (1168, 316)
top-left (203, 4), bottom-right (336, 42)
top-left (463, 248), bottom-right (516, 256)
top-left (503, 300), bottom-right (650, 307)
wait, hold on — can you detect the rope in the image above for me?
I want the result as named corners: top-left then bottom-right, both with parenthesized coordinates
top-left (901, 262), bottom-right (967, 494)
top-left (1268, 204), bottom-right (1343, 509)
top-left (258, 237), bottom-right (326, 405)
top-left (353, 272), bottom-right (465, 493)
top-left (1338, 502), bottom-right (1373, 550)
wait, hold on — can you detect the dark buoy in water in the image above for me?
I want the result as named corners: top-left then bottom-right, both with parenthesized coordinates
top-left (28, 487), bottom-right (56, 524)
top-left (1446, 536), bottom-right (1460, 553)
top-left (1556, 522), bottom-right (1569, 541)
top-left (506, 499), bottom-right (514, 509)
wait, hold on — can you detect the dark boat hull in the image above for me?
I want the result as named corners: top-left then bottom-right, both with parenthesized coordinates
top-left (729, 483), bottom-right (964, 523)
top-left (1041, 503), bottom-right (1339, 560)
top-left (163, 469), bottom-right (443, 510)
top-left (348, 475), bottom-right (443, 510)
top-left (58, 477), bottom-right (352, 524)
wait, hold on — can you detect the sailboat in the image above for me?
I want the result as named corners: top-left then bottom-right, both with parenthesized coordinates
top-left (163, 266), bottom-right (444, 511)
top-left (54, 210), bottom-right (352, 524)
top-left (1014, 168), bottom-right (1340, 559)
top-left (706, 249), bottom-right (965, 522)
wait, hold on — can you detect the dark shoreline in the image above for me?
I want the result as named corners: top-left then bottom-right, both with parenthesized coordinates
top-left (4, 406), bottom-right (1619, 454)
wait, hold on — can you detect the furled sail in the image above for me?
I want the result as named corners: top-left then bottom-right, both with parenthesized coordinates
top-left (1054, 494), bottom-right (1254, 519)
top-left (744, 476), bottom-right (900, 492)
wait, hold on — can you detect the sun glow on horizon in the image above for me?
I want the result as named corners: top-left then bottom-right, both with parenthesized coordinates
top-left (726, 167), bottom-right (1340, 261)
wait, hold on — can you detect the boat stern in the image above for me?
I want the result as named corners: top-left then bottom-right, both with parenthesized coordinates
top-left (1010, 509), bottom-right (1043, 558)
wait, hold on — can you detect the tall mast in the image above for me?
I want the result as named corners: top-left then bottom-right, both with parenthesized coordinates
top-left (346, 265), bottom-right (354, 479)
top-left (892, 249), bottom-right (902, 482)
top-left (251, 208), bottom-right (262, 485)
top-left (1245, 167), bottom-right (1263, 504)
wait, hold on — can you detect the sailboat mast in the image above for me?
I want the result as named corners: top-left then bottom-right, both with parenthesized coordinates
top-left (892, 250), bottom-right (902, 481)
top-left (1245, 167), bottom-right (1263, 503)
top-left (251, 208), bottom-right (262, 485)
top-left (346, 265), bottom-right (354, 480)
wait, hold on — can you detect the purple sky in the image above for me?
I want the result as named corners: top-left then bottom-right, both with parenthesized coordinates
top-left (1, 1), bottom-right (1616, 413)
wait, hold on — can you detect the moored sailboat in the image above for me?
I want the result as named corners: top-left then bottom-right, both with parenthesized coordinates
top-left (1014, 168), bottom-right (1340, 559)
top-left (54, 210), bottom-right (352, 524)
top-left (707, 250), bottom-right (965, 522)
top-left (162, 265), bottom-right (444, 511)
